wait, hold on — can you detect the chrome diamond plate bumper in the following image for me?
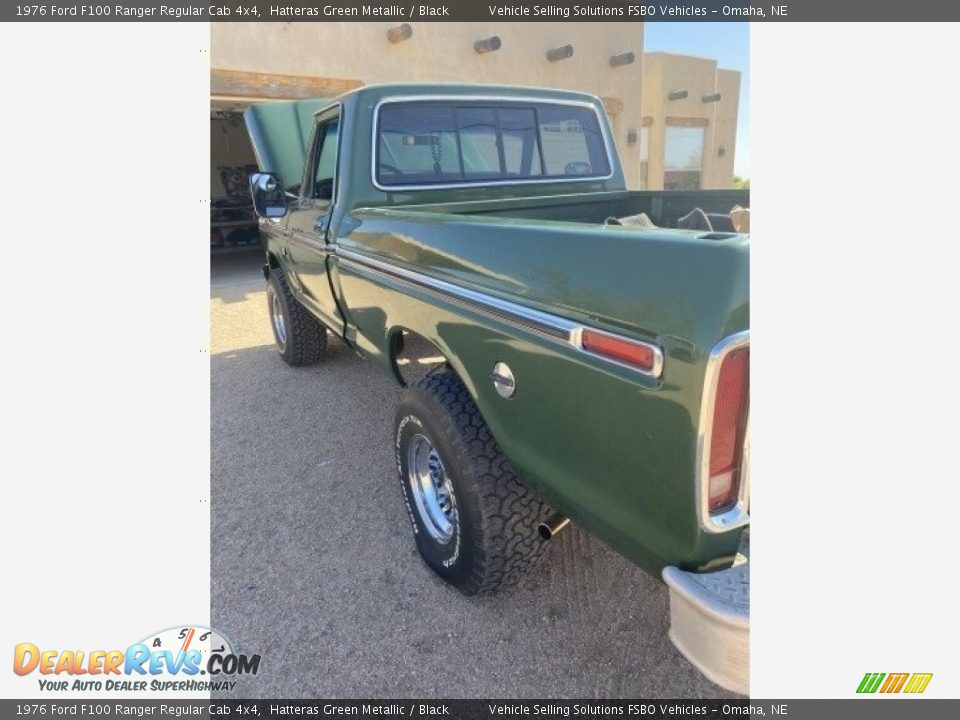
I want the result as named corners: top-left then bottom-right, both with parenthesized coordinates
top-left (662, 530), bottom-right (749, 695)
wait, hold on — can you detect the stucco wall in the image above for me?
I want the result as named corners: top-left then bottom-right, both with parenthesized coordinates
top-left (710, 68), bottom-right (741, 188)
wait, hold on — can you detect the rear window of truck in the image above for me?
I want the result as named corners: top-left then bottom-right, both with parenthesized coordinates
top-left (375, 100), bottom-right (612, 188)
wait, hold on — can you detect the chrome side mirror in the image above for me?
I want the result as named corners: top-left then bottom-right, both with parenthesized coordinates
top-left (249, 172), bottom-right (287, 218)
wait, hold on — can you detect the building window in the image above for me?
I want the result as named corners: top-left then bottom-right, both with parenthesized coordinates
top-left (664, 126), bottom-right (705, 190)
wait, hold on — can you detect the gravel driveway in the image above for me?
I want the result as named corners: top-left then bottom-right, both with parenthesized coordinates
top-left (210, 248), bottom-right (734, 698)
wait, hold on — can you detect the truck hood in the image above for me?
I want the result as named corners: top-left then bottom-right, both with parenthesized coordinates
top-left (244, 99), bottom-right (328, 191)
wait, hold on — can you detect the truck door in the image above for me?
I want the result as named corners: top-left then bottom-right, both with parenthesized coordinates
top-left (285, 106), bottom-right (343, 336)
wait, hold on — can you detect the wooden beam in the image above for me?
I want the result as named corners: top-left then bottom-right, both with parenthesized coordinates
top-left (211, 68), bottom-right (363, 100)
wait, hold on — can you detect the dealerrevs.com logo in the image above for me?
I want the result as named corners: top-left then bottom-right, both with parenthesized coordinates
top-left (13, 626), bottom-right (261, 692)
top-left (857, 672), bottom-right (933, 694)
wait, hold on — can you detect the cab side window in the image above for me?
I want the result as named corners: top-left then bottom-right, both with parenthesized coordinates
top-left (312, 117), bottom-right (340, 201)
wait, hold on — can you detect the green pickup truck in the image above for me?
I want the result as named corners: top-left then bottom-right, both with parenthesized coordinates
top-left (244, 84), bottom-right (749, 692)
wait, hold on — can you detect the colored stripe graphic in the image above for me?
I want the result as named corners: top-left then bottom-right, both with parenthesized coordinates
top-left (880, 673), bottom-right (909, 693)
top-left (904, 673), bottom-right (933, 694)
top-left (857, 672), bottom-right (932, 694)
top-left (857, 673), bottom-right (885, 693)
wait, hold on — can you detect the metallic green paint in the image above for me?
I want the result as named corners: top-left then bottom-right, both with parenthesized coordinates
top-left (248, 84), bottom-right (750, 576)
top-left (244, 99), bottom-right (327, 192)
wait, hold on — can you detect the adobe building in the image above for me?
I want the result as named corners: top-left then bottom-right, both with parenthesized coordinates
top-left (638, 52), bottom-right (741, 190)
top-left (210, 23), bottom-right (741, 201)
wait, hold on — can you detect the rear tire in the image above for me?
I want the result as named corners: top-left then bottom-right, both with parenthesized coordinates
top-left (266, 268), bottom-right (327, 366)
top-left (395, 369), bottom-right (552, 595)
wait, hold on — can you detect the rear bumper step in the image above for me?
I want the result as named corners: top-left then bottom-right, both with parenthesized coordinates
top-left (662, 532), bottom-right (749, 695)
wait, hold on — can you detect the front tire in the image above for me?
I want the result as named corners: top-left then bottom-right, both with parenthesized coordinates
top-left (395, 369), bottom-right (552, 595)
top-left (266, 268), bottom-right (327, 366)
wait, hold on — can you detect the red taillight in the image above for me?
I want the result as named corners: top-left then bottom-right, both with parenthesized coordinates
top-left (581, 329), bottom-right (659, 374)
top-left (708, 346), bottom-right (749, 512)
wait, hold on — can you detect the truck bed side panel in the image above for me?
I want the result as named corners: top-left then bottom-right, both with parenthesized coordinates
top-left (333, 213), bottom-right (748, 572)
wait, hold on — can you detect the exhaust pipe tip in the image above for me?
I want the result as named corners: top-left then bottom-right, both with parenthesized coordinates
top-left (538, 514), bottom-right (571, 541)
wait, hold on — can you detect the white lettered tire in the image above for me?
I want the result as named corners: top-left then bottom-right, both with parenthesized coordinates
top-left (394, 369), bottom-right (553, 595)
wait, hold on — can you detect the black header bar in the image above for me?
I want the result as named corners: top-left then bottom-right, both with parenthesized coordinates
top-left (4, 0), bottom-right (960, 22)
top-left (3, 700), bottom-right (960, 719)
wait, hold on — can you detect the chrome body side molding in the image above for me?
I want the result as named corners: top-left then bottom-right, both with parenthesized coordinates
top-left (335, 246), bottom-right (663, 380)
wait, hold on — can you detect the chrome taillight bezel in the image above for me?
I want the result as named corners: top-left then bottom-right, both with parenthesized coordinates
top-left (696, 331), bottom-right (750, 533)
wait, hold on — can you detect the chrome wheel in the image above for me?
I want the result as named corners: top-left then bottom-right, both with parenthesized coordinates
top-left (270, 290), bottom-right (287, 350)
top-left (407, 433), bottom-right (456, 543)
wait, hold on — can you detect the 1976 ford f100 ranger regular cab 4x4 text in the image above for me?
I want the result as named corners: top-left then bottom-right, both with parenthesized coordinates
top-left (243, 84), bottom-right (750, 693)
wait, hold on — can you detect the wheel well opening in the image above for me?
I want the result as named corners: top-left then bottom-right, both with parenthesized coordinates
top-left (391, 329), bottom-right (450, 387)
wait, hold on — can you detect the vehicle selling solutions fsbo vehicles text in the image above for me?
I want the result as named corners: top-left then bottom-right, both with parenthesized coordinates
top-left (487, 5), bottom-right (712, 17)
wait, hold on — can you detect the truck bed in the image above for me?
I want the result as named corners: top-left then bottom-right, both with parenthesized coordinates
top-left (378, 189), bottom-right (749, 229)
